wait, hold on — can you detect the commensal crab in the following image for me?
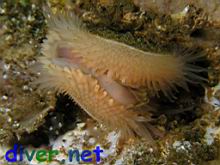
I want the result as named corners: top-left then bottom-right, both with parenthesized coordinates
top-left (35, 10), bottom-right (206, 142)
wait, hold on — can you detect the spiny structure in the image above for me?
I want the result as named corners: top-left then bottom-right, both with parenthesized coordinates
top-left (35, 10), bottom-right (205, 142)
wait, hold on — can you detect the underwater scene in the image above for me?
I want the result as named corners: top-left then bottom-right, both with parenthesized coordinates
top-left (0, 0), bottom-right (220, 164)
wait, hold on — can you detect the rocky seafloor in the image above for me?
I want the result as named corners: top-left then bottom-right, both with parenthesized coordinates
top-left (0, 0), bottom-right (220, 164)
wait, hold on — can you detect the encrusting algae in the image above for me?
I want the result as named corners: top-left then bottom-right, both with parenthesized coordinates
top-left (35, 9), bottom-right (206, 142)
